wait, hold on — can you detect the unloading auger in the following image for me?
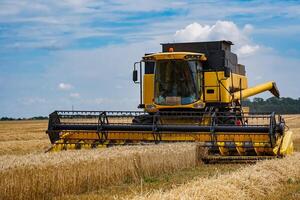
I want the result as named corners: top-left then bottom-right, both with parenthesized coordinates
top-left (46, 41), bottom-right (293, 161)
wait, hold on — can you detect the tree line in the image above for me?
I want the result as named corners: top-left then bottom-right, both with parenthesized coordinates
top-left (242, 97), bottom-right (300, 114)
top-left (0, 116), bottom-right (48, 121)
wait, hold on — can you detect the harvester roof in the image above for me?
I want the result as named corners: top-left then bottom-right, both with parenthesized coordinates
top-left (143, 52), bottom-right (207, 61)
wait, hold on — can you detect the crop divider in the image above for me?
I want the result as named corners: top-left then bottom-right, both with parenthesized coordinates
top-left (97, 111), bottom-right (109, 144)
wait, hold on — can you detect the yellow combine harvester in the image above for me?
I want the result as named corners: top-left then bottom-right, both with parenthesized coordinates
top-left (47, 41), bottom-right (293, 161)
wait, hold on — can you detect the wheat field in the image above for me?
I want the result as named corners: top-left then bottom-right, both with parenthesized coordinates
top-left (0, 120), bottom-right (49, 155)
top-left (128, 153), bottom-right (300, 200)
top-left (0, 115), bottom-right (299, 200)
top-left (0, 144), bottom-right (204, 200)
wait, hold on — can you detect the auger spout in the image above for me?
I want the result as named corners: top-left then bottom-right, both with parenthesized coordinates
top-left (232, 81), bottom-right (280, 100)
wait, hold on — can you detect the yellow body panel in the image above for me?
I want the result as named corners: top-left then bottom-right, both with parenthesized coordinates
top-left (51, 131), bottom-right (278, 156)
top-left (143, 74), bottom-right (154, 105)
top-left (57, 131), bottom-right (272, 143)
top-left (280, 130), bottom-right (294, 155)
top-left (204, 71), bottom-right (248, 103)
top-left (152, 100), bottom-right (205, 112)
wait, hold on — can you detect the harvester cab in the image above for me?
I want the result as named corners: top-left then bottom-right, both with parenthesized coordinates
top-left (133, 41), bottom-right (279, 113)
top-left (46, 40), bottom-right (293, 162)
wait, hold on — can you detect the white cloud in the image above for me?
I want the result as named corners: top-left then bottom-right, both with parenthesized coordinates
top-left (58, 83), bottom-right (73, 90)
top-left (242, 24), bottom-right (254, 34)
top-left (70, 92), bottom-right (80, 98)
top-left (174, 21), bottom-right (245, 42)
top-left (236, 44), bottom-right (260, 57)
top-left (174, 21), bottom-right (260, 57)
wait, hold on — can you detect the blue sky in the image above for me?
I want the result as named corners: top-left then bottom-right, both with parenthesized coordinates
top-left (0, 0), bottom-right (300, 117)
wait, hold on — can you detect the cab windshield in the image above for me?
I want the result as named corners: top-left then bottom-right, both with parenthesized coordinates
top-left (154, 60), bottom-right (201, 105)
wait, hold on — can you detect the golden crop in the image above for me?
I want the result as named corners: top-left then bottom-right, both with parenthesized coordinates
top-left (0, 143), bottom-right (204, 200)
top-left (129, 152), bottom-right (300, 200)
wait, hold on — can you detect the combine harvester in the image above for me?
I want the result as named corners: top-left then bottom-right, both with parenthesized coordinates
top-left (47, 41), bottom-right (293, 162)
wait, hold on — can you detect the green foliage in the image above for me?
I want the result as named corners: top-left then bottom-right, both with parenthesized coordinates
top-left (29, 116), bottom-right (48, 120)
top-left (0, 117), bottom-right (16, 121)
top-left (242, 97), bottom-right (300, 114)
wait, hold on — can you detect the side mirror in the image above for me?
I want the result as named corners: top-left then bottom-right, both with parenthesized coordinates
top-left (133, 69), bottom-right (138, 82)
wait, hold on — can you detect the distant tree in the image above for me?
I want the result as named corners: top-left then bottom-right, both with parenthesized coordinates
top-left (253, 97), bottom-right (264, 103)
top-left (0, 116), bottom-right (48, 121)
top-left (266, 97), bottom-right (279, 104)
top-left (244, 97), bottom-right (300, 114)
top-left (29, 116), bottom-right (48, 120)
top-left (0, 117), bottom-right (15, 121)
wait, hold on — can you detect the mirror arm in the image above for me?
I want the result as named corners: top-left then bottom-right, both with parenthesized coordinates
top-left (133, 61), bottom-right (143, 107)
top-left (133, 62), bottom-right (140, 83)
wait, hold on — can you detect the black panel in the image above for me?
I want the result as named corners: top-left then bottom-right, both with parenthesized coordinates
top-left (162, 41), bottom-right (232, 52)
top-left (161, 41), bottom-right (241, 73)
top-left (145, 62), bottom-right (155, 74)
top-left (237, 64), bottom-right (246, 76)
top-left (207, 89), bottom-right (215, 94)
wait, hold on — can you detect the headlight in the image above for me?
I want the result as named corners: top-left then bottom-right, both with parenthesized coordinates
top-left (193, 102), bottom-right (205, 109)
top-left (146, 104), bottom-right (156, 110)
